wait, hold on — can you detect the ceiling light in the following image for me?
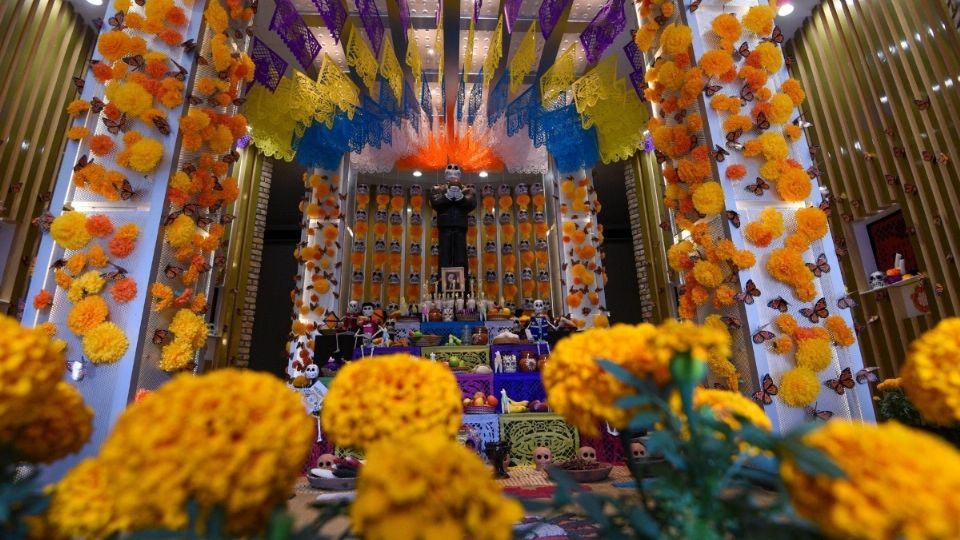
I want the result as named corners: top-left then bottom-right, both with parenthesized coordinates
top-left (427, 48), bottom-right (435, 56)
top-left (413, 170), bottom-right (423, 177)
top-left (778, 3), bottom-right (794, 16)
top-left (86, 0), bottom-right (104, 4)
top-left (478, 171), bottom-right (488, 178)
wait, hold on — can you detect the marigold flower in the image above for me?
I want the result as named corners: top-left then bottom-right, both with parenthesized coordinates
top-left (782, 78), bottom-right (807, 106)
top-left (106, 81), bottom-right (153, 117)
top-left (725, 164), bottom-right (747, 180)
top-left (169, 308), bottom-right (208, 349)
top-left (825, 315), bottom-right (855, 347)
top-left (795, 337), bottom-right (832, 372)
top-left (67, 295), bottom-right (109, 336)
top-left (782, 421), bottom-right (960, 540)
top-left (33, 289), bottom-right (54, 310)
top-left (204, 0), bottom-right (230, 34)
top-left (794, 206), bottom-right (828, 241)
top-left (731, 249), bottom-right (756, 269)
top-left (712, 13), bottom-right (742, 44)
top-left (748, 41), bottom-right (783, 73)
top-left (88, 134), bottom-right (115, 157)
top-left (322, 354), bottom-right (463, 449)
top-left (692, 181), bottom-right (725, 215)
top-left (68, 271), bottom-right (106, 303)
top-left (779, 367), bottom-right (820, 407)
top-left (767, 247), bottom-right (814, 291)
top-left (772, 335), bottom-right (793, 354)
top-left (51, 211), bottom-right (91, 250)
top-left (92, 62), bottom-right (114, 83)
top-left (876, 377), bottom-right (901, 392)
top-left (97, 30), bottom-right (130, 62)
top-left (901, 318), bottom-right (960, 424)
top-left (688, 388), bottom-right (771, 432)
top-left (109, 277), bottom-right (137, 304)
top-left (1, 381), bottom-right (92, 464)
top-left (743, 5), bottom-right (775, 36)
top-left (660, 23), bottom-right (693, 55)
top-left (0, 315), bottom-right (65, 435)
top-left (66, 126), bottom-right (89, 140)
top-left (693, 260), bottom-right (724, 289)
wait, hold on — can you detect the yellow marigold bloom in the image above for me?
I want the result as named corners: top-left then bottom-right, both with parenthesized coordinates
top-left (322, 354), bottom-right (463, 449)
top-left (751, 41), bottom-right (783, 73)
top-left (876, 377), bottom-right (901, 392)
top-left (660, 23), bottom-right (693, 55)
top-left (825, 315), bottom-right (855, 347)
top-left (123, 136), bottom-right (163, 173)
top-left (795, 337), bottom-right (832, 372)
top-left (711, 13), bottom-right (742, 44)
top-left (743, 5), bottom-right (775, 36)
top-left (543, 321), bottom-right (730, 437)
top-left (901, 318), bottom-right (960, 424)
top-left (159, 338), bottom-right (195, 372)
top-left (82, 322), bottom-right (128, 364)
top-left (767, 92), bottom-right (794, 124)
top-left (67, 270), bottom-right (106, 303)
top-left (51, 211), bottom-right (91, 250)
top-left (779, 367), bottom-right (819, 407)
top-left (0, 381), bottom-right (92, 463)
top-left (169, 308), bottom-right (208, 348)
top-left (45, 459), bottom-right (119, 538)
top-left (692, 388), bottom-right (771, 431)
top-left (795, 206), bottom-right (829, 241)
top-left (47, 370), bottom-right (312, 537)
top-left (106, 81), bottom-right (154, 117)
top-left (352, 433), bottom-right (524, 540)
top-left (693, 260), bottom-right (724, 289)
top-left (691, 181), bottom-right (725, 215)
top-left (0, 315), bottom-right (64, 433)
top-left (731, 249), bottom-right (756, 269)
top-left (782, 421), bottom-right (960, 540)
top-left (772, 335), bottom-right (793, 354)
top-left (66, 99), bottom-right (90, 116)
top-left (165, 214), bottom-right (196, 248)
top-left (782, 78), bottom-right (806, 106)
top-left (67, 295), bottom-right (109, 336)
top-left (204, 0), bottom-right (229, 34)
top-left (777, 166), bottom-right (812, 202)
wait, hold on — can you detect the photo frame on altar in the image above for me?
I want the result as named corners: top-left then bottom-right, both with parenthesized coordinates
top-left (442, 266), bottom-right (465, 294)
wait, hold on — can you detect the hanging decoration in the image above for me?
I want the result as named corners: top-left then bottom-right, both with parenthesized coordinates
top-left (483, 15), bottom-right (505, 93)
top-left (571, 55), bottom-right (619, 118)
top-left (579, 0), bottom-right (626, 65)
top-left (396, 129), bottom-right (503, 172)
top-left (295, 112), bottom-right (354, 170)
top-left (506, 83), bottom-right (537, 136)
top-left (456, 75), bottom-right (466, 122)
top-left (498, 184), bottom-right (518, 306)
top-left (487, 70), bottom-right (510, 127)
top-left (317, 54), bottom-right (360, 120)
top-left (622, 31), bottom-right (646, 102)
top-left (398, 0), bottom-right (411, 39)
top-left (406, 27), bottom-right (422, 93)
top-left (539, 0), bottom-right (572, 39)
top-left (421, 77), bottom-right (434, 124)
top-left (355, 0), bottom-right (384, 56)
top-left (311, 0), bottom-right (347, 44)
top-left (245, 80), bottom-right (299, 160)
top-left (504, 0), bottom-right (523, 34)
top-left (540, 104), bottom-right (599, 172)
top-left (468, 69), bottom-right (484, 125)
top-left (510, 20), bottom-right (539, 94)
top-left (250, 37), bottom-right (288, 92)
top-left (403, 81), bottom-right (421, 133)
top-left (435, 16), bottom-right (444, 84)
top-left (346, 29), bottom-right (379, 94)
top-left (540, 43), bottom-right (577, 107)
top-left (380, 38), bottom-right (403, 102)
top-left (464, 17), bottom-right (476, 82)
top-left (269, 0), bottom-right (321, 70)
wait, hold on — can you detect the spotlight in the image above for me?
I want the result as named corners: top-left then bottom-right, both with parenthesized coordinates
top-left (778, 3), bottom-right (794, 16)
top-left (427, 48), bottom-right (435, 56)
top-left (413, 170), bottom-right (423, 177)
top-left (478, 171), bottom-right (488, 178)
top-left (86, 0), bottom-right (104, 4)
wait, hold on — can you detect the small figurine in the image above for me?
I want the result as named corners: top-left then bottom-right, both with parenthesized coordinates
top-left (524, 299), bottom-right (574, 354)
top-left (494, 351), bottom-right (504, 373)
top-left (421, 297), bottom-right (432, 322)
top-left (342, 300), bottom-right (361, 332)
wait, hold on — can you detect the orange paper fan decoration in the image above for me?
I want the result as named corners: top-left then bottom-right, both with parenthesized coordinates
top-left (396, 127), bottom-right (503, 172)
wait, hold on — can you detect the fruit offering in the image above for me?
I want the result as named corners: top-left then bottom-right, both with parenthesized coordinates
top-left (463, 391), bottom-right (499, 408)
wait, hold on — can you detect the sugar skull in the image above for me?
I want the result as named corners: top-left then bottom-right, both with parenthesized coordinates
top-left (533, 447), bottom-right (553, 470)
top-left (483, 213), bottom-right (496, 225)
top-left (630, 440), bottom-right (647, 460)
top-left (410, 242), bottom-right (422, 255)
top-left (430, 243), bottom-right (439, 255)
top-left (409, 271), bottom-right (421, 284)
top-left (515, 183), bottom-right (529, 195)
top-left (467, 214), bottom-right (477, 226)
top-left (503, 271), bottom-right (515, 284)
top-left (371, 270), bottom-right (383, 283)
top-left (357, 184), bottom-right (370, 195)
top-left (466, 244), bottom-right (477, 257)
top-left (352, 271), bottom-right (364, 283)
top-left (376, 184), bottom-right (390, 196)
top-left (578, 446), bottom-right (597, 463)
top-left (533, 211), bottom-right (545, 224)
top-left (390, 212), bottom-right (402, 225)
top-left (391, 184), bottom-right (404, 196)
top-left (485, 241), bottom-right (497, 253)
top-left (538, 270), bottom-right (549, 282)
top-left (355, 209), bottom-right (368, 222)
top-left (353, 240), bottom-right (366, 252)
top-left (531, 182), bottom-right (544, 195)
top-left (388, 272), bottom-right (400, 284)
top-left (499, 212), bottom-right (512, 225)
top-left (375, 209), bottom-right (387, 222)
top-left (410, 212), bottom-right (423, 225)
top-left (410, 184), bottom-right (422, 196)
top-left (390, 240), bottom-right (401, 253)
top-left (517, 209), bottom-right (529, 223)
top-left (498, 184), bottom-right (512, 196)
top-left (304, 363), bottom-right (319, 379)
top-left (374, 239), bottom-right (386, 252)
top-left (347, 300), bottom-right (360, 314)
top-left (519, 239), bottom-right (531, 252)
top-left (445, 163), bottom-right (462, 181)
top-left (317, 454), bottom-right (337, 470)
top-left (521, 267), bottom-right (533, 281)
top-left (485, 270), bottom-right (497, 282)
top-left (502, 243), bottom-right (514, 255)
top-left (535, 238), bottom-right (548, 251)
top-left (481, 184), bottom-right (495, 197)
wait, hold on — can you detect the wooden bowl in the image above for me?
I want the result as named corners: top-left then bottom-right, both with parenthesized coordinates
top-left (464, 405), bottom-right (497, 414)
top-left (550, 463), bottom-right (613, 483)
top-left (307, 473), bottom-right (357, 491)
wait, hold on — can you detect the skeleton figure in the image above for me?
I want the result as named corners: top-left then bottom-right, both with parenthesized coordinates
top-left (533, 447), bottom-right (553, 470)
top-left (390, 240), bottom-right (401, 253)
top-left (371, 270), bottom-right (383, 283)
top-left (356, 302), bottom-right (385, 353)
top-left (526, 299), bottom-right (557, 343)
top-left (390, 212), bottom-right (402, 225)
top-left (410, 212), bottom-right (423, 225)
top-left (410, 241), bottom-right (422, 255)
top-left (375, 209), bottom-right (387, 222)
top-left (304, 364), bottom-right (320, 380)
top-left (355, 209), bottom-right (368, 222)
top-left (578, 446), bottom-right (598, 463)
top-left (388, 272), bottom-right (400, 285)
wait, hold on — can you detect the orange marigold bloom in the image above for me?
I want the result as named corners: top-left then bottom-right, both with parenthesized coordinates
top-left (109, 277), bottom-right (138, 304)
top-left (33, 289), bottom-right (53, 310)
top-left (97, 30), bottom-right (130, 62)
top-left (89, 134), bottom-right (115, 157)
top-left (108, 236), bottom-right (135, 259)
top-left (85, 215), bottom-right (114, 237)
top-left (725, 164), bottom-right (747, 181)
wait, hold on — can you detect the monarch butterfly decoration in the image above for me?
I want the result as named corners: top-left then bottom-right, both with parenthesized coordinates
top-left (726, 210), bottom-right (741, 229)
top-left (914, 96), bottom-right (931, 110)
top-left (805, 403), bottom-right (834, 422)
top-left (102, 113), bottom-right (129, 134)
top-left (752, 374), bottom-right (778, 405)
top-left (767, 296), bottom-right (789, 313)
top-left (688, 0), bottom-right (701, 12)
top-left (735, 41), bottom-right (751, 60)
top-left (735, 279), bottom-right (760, 304)
top-left (745, 177), bottom-right (770, 197)
top-left (220, 213), bottom-right (236, 224)
top-left (806, 165), bottom-right (821, 179)
top-left (71, 76), bottom-right (85, 94)
top-left (703, 83), bottom-right (721, 97)
top-left (712, 145), bottom-right (730, 162)
top-left (884, 174), bottom-right (900, 186)
top-left (792, 114), bottom-right (813, 129)
top-left (726, 128), bottom-right (744, 150)
top-left (752, 328), bottom-right (776, 344)
top-left (123, 54), bottom-right (146, 72)
top-left (89, 97), bottom-right (105, 114)
top-left (800, 297), bottom-right (829, 323)
top-left (825, 367), bottom-right (855, 395)
top-left (754, 111), bottom-right (770, 131)
top-left (107, 10), bottom-right (125, 30)
top-left (163, 264), bottom-right (184, 279)
top-left (654, 150), bottom-right (667, 164)
top-left (818, 197), bottom-right (831, 217)
top-left (806, 253), bottom-right (830, 277)
top-left (855, 367), bottom-right (880, 384)
top-left (33, 212), bottom-right (55, 233)
top-left (721, 316), bottom-right (742, 331)
top-left (152, 329), bottom-right (172, 345)
top-left (763, 25), bottom-right (784, 46)
top-left (152, 115), bottom-right (171, 135)
top-left (674, 109), bottom-right (688, 123)
top-left (893, 146), bottom-right (906, 158)
top-left (740, 84), bottom-right (755, 103)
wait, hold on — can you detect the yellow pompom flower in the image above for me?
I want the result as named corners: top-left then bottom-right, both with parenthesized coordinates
top-left (51, 211), bottom-right (92, 250)
top-left (795, 206), bottom-right (828, 241)
top-left (0, 381), bottom-right (93, 463)
top-left (711, 13), bottom-right (742, 45)
top-left (169, 308), bottom-right (208, 348)
top-left (124, 136), bottom-right (164, 172)
top-left (67, 270), bottom-right (107, 303)
top-left (159, 338), bottom-right (195, 372)
top-left (782, 421), bottom-right (960, 540)
top-left (777, 167), bottom-right (812, 202)
top-left (543, 321), bottom-right (730, 437)
top-left (779, 367), bottom-right (820, 407)
top-left (731, 249), bottom-right (756, 269)
top-left (692, 260), bottom-right (724, 289)
top-left (667, 240), bottom-right (695, 272)
top-left (82, 322), bottom-right (129, 363)
top-left (743, 5), bottom-right (775, 36)
top-left (901, 317), bottom-right (960, 424)
top-left (47, 370), bottom-right (313, 537)
top-left (692, 181), bottom-right (725, 215)
top-left (0, 315), bottom-right (64, 433)
top-left (352, 432), bottom-right (524, 540)
top-left (107, 81), bottom-right (154, 117)
top-left (825, 315), bottom-right (855, 347)
top-left (751, 41), bottom-right (783, 73)
top-left (660, 23), bottom-right (693, 55)
top-left (45, 459), bottom-right (119, 539)
top-left (204, 0), bottom-right (229, 34)
top-left (165, 214), bottom-right (196, 248)
top-left (795, 337), bottom-right (832, 372)
top-left (321, 354), bottom-right (463, 449)
top-left (67, 295), bottom-right (109, 336)
top-left (692, 388), bottom-right (772, 432)
top-left (767, 92), bottom-right (794, 124)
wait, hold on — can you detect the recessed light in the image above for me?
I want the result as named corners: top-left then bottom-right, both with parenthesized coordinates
top-left (478, 171), bottom-right (488, 178)
top-left (413, 170), bottom-right (423, 177)
top-left (778, 3), bottom-right (794, 16)
top-left (427, 48), bottom-right (435, 56)
top-left (86, 0), bottom-right (104, 5)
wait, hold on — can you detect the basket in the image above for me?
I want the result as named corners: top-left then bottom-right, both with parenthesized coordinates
top-left (491, 335), bottom-right (521, 344)
top-left (549, 463), bottom-right (613, 483)
top-left (412, 334), bottom-right (442, 346)
top-left (464, 405), bottom-right (498, 414)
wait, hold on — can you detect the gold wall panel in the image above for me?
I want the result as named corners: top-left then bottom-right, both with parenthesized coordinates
top-left (788, 0), bottom-right (960, 376)
top-left (0, 0), bottom-right (94, 314)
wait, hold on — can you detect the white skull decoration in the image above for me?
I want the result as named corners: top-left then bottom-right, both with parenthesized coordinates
top-left (578, 446), bottom-right (597, 463)
top-left (533, 299), bottom-right (545, 314)
top-left (304, 364), bottom-right (319, 380)
top-left (348, 300), bottom-right (360, 314)
top-left (869, 271), bottom-right (885, 289)
top-left (533, 447), bottom-right (553, 470)
top-left (317, 453), bottom-right (337, 469)
top-left (630, 441), bottom-right (647, 460)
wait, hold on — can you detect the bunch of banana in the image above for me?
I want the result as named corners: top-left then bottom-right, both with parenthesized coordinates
top-left (507, 400), bottom-right (529, 413)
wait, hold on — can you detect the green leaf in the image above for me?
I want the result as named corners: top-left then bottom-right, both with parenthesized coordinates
top-left (627, 506), bottom-right (661, 538)
top-left (597, 359), bottom-right (644, 389)
top-left (626, 411), bottom-right (662, 431)
top-left (615, 394), bottom-right (654, 409)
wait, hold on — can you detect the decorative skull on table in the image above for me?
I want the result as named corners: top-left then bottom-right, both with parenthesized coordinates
top-left (869, 271), bottom-right (885, 289)
top-left (316, 454), bottom-right (337, 470)
top-left (630, 440), bottom-right (647, 461)
top-left (578, 446), bottom-right (597, 463)
top-left (533, 447), bottom-right (553, 470)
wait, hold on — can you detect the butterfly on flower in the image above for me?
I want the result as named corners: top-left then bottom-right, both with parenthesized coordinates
top-left (118, 179), bottom-right (136, 201)
top-left (805, 403), bottom-right (834, 422)
top-left (825, 367), bottom-right (855, 395)
top-left (800, 297), bottom-right (829, 323)
top-left (754, 111), bottom-right (770, 131)
top-left (726, 128), bottom-right (744, 150)
top-left (123, 54), bottom-right (145, 72)
top-left (745, 177), bottom-right (770, 197)
top-left (152, 115), bottom-right (171, 136)
top-left (166, 59), bottom-right (188, 82)
top-left (152, 329), bottom-right (172, 345)
top-left (726, 210), bottom-right (741, 228)
top-left (855, 367), bottom-right (879, 384)
top-left (89, 97), bottom-right (105, 114)
top-left (762, 25), bottom-right (784, 46)
top-left (102, 113), bottom-right (129, 134)
top-left (712, 145), bottom-right (730, 162)
top-left (806, 253), bottom-right (830, 277)
top-left (767, 296), bottom-right (789, 313)
top-left (703, 83), bottom-right (721, 97)
top-left (736, 280), bottom-right (761, 304)
top-left (753, 328), bottom-right (776, 344)
top-left (735, 41), bottom-right (751, 60)
top-left (752, 374), bottom-right (778, 405)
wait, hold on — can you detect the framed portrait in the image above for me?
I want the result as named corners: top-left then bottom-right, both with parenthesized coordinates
top-left (442, 266), bottom-right (465, 294)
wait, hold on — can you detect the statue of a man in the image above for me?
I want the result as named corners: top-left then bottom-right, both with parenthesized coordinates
top-left (430, 164), bottom-right (476, 274)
